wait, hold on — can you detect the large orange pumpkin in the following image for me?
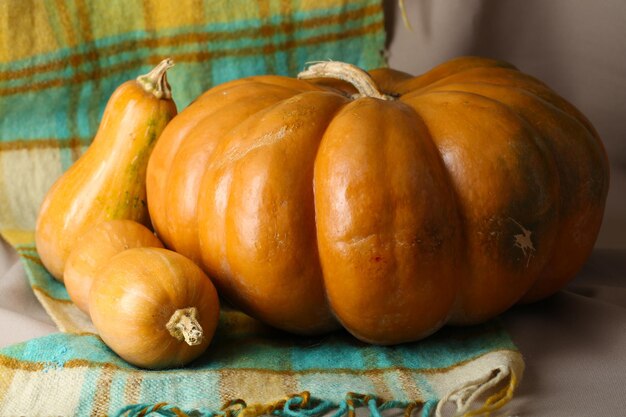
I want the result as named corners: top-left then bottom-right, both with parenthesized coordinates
top-left (146, 57), bottom-right (609, 344)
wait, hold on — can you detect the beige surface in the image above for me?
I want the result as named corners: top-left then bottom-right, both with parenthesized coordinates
top-left (0, 237), bottom-right (56, 345)
top-left (501, 250), bottom-right (626, 415)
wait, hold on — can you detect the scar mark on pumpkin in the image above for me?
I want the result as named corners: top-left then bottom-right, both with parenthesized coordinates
top-left (509, 218), bottom-right (535, 267)
top-left (222, 125), bottom-right (291, 164)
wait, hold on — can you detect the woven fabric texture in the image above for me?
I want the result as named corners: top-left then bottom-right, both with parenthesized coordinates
top-left (0, 0), bottom-right (385, 237)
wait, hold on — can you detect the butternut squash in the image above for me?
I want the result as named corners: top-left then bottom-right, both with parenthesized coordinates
top-left (35, 59), bottom-right (177, 280)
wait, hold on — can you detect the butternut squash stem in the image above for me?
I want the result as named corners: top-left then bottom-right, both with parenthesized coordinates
top-left (297, 61), bottom-right (391, 100)
top-left (166, 307), bottom-right (204, 346)
top-left (136, 58), bottom-right (175, 100)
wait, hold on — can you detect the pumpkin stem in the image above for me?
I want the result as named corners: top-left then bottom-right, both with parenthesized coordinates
top-left (166, 307), bottom-right (204, 346)
top-left (297, 61), bottom-right (391, 100)
top-left (136, 58), bottom-right (174, 100)
top-left (399, 0), bottom-right (413, 31)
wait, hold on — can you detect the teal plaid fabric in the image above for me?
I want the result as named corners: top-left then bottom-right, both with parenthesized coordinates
top-left (0, 0), bottom-right (386, 234)
top-left (0, 306), bottom-right (522, 416)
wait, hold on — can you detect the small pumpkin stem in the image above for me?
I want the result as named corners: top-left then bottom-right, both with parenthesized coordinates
top-left (166, 307), bottom-right (203, 346)
top-left (297, 61), bottom-right (391, 100)
top-left (136, 58), bottom-right (175, 100)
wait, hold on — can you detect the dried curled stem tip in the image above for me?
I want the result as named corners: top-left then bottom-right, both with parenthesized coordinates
top-left (137, 58), bottom-right (175, 100)
top-left (166, 307), bottom-right (204, 346)
top-left (399, 0), bottom-right (413, 31)
top-left (297, 61), bottom-right (390, 100)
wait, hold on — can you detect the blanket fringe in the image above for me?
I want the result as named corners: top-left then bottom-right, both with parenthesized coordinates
top-left (435, 364), bottom-right (520, 417)
top-left (115, 366), bottom-right (519, 417)
top-left (114, 393), bottom-right (427, 417)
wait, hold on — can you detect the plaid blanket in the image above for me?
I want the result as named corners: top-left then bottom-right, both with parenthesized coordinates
top-left (0, 0), bottom-right (385, 237)
top-left (0, 306), bottom-right (522, 416)
top-left (0, 1), bottom-right (524, 415)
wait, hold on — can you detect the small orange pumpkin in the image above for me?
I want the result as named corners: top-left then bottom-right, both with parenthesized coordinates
top-left (64, 219), bottom-right (164, 315)
top-left (146, 57), bottom-right (609, 344)
top-left (89, 247), bottom-right (220, 369)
